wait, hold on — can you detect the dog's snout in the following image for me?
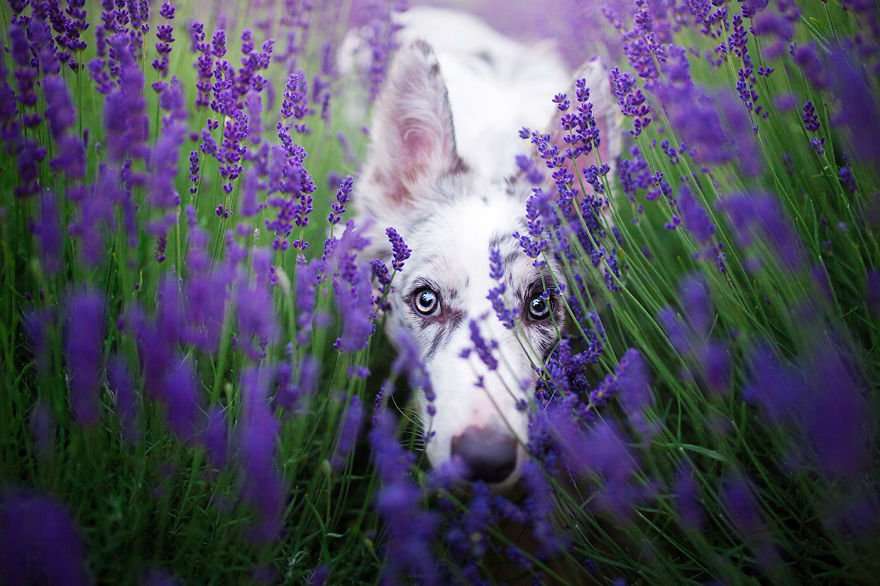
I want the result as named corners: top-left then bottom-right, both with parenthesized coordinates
top-left (451, 426), bottom-right (518, 484)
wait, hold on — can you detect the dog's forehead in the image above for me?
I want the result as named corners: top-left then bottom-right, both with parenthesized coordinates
top-left (407, 190), bottom-right (526, 286)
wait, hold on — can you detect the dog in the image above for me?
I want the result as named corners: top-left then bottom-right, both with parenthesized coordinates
top-left (345, 7), bottom-right (622, 489)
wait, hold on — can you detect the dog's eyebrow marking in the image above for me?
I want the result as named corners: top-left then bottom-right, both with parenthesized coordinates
top-left (474, 50), bottom-right (494, 67)
top-left (489, 231), bottom-right (517, 250)
top-left (424, 308), bottom-right (465, 361)
top-left (503, 248), bottom-right (521, 269)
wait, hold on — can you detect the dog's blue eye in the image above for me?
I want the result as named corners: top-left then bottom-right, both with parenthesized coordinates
top-left (414, 287), bottom-right (440, 316)
top-left (528, 294), bottom-right (550, 321)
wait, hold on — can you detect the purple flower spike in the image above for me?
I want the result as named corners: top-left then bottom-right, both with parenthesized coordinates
top-left (162, 357), bottom-right (202, 442)
top-left (801, 101), bottom-right (820, 133)
top-left (718, 192), bottom-right (804, 270)
top-left (29, 400), bottom-right (54, 458)
top-left (701, 341), bottom-right (731, 394)
top-left (328, 176), bottom-right (354, 225)
top-left (386, 227), bottom-right (412, 272)
top-left (467, 319), bottom-right (499, 371)
top-left (679, 273), bottom-right (712, 337)
top-left (65, 290), bottom-right (106, 426)
top-left (615, 348), bottom-right (652, 416)
top-left (721, 472), bottom-right (780, 572)
top-left (370, 410), bottom-right (439, 585)
top-left (0, 491), bottom-right (91, 586)
top-left (43, 76), bottom-right (76, 140)
top-left (678, 185), bottom-right (715, 245)
top-left (203, 406), bottom-right (228, 470)
top-left (239, 367), bottom-right (285, 545)
top-left (487, 246), bottom-right (515, 329)
top-left (673, 463), bottom-right (704, 531)
top-left (108, 355), bottom-right (139, 443)
top-left (332, 395), bottom-right (364, 471)
top-left (827, 49), bottom-right (880, 164)
top-left (34, 191), bottom-right (62, 275)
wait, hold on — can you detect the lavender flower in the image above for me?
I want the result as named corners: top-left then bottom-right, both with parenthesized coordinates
top-left (42, 75), bottom-right (76, 140)
top-left (103, 33), bottom-right (149, 163)
top-left (673, 463), bottom-right (704, 531)
top-left (356, 0), bottom-right (408, 101)
top-left (609, 67), bottom-right (651, 136)
top-left (718, 192), bottom-right (804, 270)
top-left (29, 400), bottom-right (54, 458)
top-left (614, 348), bottom-right (653, 420)
top-left (331, 395), bottom-right (363, 470)
top-left (327, 176), bottom-right (354, 225)
top-left (801, 101), bottom-right (820, 133)
top-left (466, 319), bottom-right (498, 371)
top-left (701, 341), bottom-right (731, 394)
top-left (0, 491), bottom-right (90, 585)
top-left (827, 48), bottom-right (880, 164)
top-left (236, 272), bottom-right (279, 360)
top-left (390, 328), bottom-right (437, 418)
top-left (370, 410), bottom-right (439, 585)
top-left (203, 406), bottom-right (228, 470)
top-left (386, 227), bottom-right (411, 272)
top-left (678, 185), bottom-right (715, 245)
top-left (151, 2), bottom-right (176, 80)
top-left (239, 366), bottom-right (285, 544)
top-left (162, 357), bottom-right (201, 442)
top-left (656, 48), bottom-right (762, 176)
top-left (33, 191), bottom-right (62, 275)
top-left (520, 462), bottom-right (564, 555)
top-left (487, 245), bottom-right (514, 329)
top-left (65, 290), bottom-right (105, 426)
top-left (721, 472), bottom-right (780, 571)
top-left (108, 355), bottom-right (138, 443)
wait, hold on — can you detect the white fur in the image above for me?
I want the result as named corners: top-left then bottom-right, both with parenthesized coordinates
top-left (342, 8), bottom-right (621, 486)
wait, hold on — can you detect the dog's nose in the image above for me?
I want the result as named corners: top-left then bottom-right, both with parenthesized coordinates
top-left (451, 426), bottom-right (518, 484)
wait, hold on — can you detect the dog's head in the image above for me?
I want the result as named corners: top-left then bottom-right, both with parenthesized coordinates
top-left (355, 40), bottom-right (619, 488)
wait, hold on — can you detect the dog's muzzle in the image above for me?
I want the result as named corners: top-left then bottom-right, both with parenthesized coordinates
top-left (451, 425), bottom-right (518, 484)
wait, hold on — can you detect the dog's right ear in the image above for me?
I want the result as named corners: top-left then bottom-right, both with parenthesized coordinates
top-left (360, 40), bottom-right (463, 215)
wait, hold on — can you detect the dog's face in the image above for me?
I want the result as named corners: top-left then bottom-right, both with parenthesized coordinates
top-left (355, 40), bottom-right (570, 487)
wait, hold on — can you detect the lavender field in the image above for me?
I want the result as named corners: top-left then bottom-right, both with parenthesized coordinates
top-left (1, 0), bottom-right (878, 584)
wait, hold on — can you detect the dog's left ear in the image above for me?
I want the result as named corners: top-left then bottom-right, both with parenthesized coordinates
top-left (360, 39), bottom-right (463, 212)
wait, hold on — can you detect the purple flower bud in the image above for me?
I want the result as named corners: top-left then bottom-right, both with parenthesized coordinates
top-left (801, 101), bottom-right (820, 133)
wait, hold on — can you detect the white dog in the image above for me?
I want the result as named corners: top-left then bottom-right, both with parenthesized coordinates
top-left (345, 7), bottom-right (621, 487)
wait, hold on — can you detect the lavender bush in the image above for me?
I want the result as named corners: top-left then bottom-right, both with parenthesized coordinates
top-left (1, 0), bottom-right (878, 584)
